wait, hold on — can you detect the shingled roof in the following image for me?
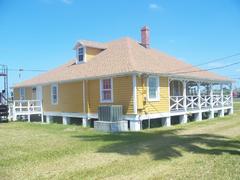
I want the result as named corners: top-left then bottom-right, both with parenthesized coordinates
top-left (14, 37), bottom-right (231, 88)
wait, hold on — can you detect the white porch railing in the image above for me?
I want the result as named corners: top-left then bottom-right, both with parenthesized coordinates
top-left (186, 96), bottom-right (199, 110)
top-left (170, 94), bottom-right (232, 112)
top-left (200, 95), bottom-right (211, 109)
top-left (13, 100), bottom-right (42, 114)
top-left (170, 96), bottom-right (184, 111)
top-left (223, 95), bottom-right (232, 106)
top-left (212, 95), bottom-right (222, 108)
top-left (12, 100), bottom-right (43, 121)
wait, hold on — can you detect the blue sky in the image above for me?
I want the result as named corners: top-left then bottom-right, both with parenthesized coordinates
top-left (0, 0), bottom-right (240, 89)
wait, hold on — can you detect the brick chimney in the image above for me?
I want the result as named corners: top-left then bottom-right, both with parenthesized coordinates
top-left (141, 26), bottom-right (150, 48)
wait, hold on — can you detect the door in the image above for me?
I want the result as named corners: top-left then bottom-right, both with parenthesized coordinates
top-left (36, 86), bottom-right (43, 101)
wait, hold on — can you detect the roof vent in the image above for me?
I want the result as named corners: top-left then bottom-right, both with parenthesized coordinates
top-left (141, 26), bottom-right (150, 48)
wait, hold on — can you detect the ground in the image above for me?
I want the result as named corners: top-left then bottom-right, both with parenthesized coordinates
top-left (0, 103), bottom-right (240, 180)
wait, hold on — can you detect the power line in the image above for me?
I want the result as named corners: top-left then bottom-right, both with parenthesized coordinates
top-left (0, 68), bottom-right (48, 72)
top-left (171, 59), bottom-right (240, 75)
top-left (169, 52), bottom-right (240, 73)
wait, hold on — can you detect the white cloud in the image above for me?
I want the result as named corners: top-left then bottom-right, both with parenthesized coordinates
top-left (236, 68), bottom-right (240, 72)
top-left (149, 3), bottom-right (164, 11)
top-left (149, 3), bottom-right (159, 9)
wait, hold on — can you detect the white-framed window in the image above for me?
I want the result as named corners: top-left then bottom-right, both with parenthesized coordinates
top-left (76, 46), bottom-right (85, 64)
top-left (100, 78), bottom-right (113, 103)
top-left (51, 84), bottom-right (58, 105)
top-left (32, 87), bottom-right (37, 99)
top-left (19, 88), bottom-right (26, 100)
top-left (147, 76), bottom-right (160, 101)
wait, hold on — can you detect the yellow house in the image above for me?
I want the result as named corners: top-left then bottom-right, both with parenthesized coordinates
top-left (12, 26), bottom-right (233, 131)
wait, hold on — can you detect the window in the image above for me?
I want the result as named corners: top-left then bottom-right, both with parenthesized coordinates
top-left (147, 76), bottom-right (160, 101)
top-left (76, 46), bottom-right (85, 63)
top-left (32, 87), bottom-right (37, 99)
top-left (51, 84), bottom-right (58, 105)
top-left (19, 88), bottom-right (25, 100)
top-left (100, 78), bottom-right (113, 103)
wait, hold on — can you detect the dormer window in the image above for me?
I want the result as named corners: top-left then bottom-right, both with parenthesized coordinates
top-left (76, 46), bottom-right (85, 64)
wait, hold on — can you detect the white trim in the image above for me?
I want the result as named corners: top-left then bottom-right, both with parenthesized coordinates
top-left (83, 80), bottom-right (86, 114)
top-left (32, 87), bottom-right (37, 100)
top-left (51, 84), bottom-right (58, 105)
top-left (36, 86), bottom-right (43, 101)
top-left (147, 76), bottom-right (160, 101)
top-left (13, 71), bottom-right (233, 89)
top-left (76, 45), bottom-right (86, 64)
top-left (19, 87), bottom-right (26, 100)
top-left (132, 74), bottom-right (137, 114)
top-left (100, 78), bottom-right (113, 103)
top-left (43, 104), bottom-right (233, 122)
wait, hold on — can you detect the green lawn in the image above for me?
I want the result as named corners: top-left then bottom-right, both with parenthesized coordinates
top-left (0, 104), bottom-right (240, 180)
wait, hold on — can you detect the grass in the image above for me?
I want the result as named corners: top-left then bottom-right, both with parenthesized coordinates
top-left (0, 104), bottom-right (240, 180)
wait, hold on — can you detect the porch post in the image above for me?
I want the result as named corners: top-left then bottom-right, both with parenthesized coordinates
top-left (46, 115), bottom-right (53, 124)
top-left (82, 117), bottom-right (89, 127)
top-left (162, 117), bottom-right (171, 127)
top-left (132, 74), bottom-right (137, 114)
top-left (220, 83), bottom-right (224, 108)
top-left (219, 83), bottom-right (225, 117)
top-left (13, 101), bottom-right (17, 121)
top-left (27, 101), bottom-right (30, 123)
top-left (179, 114), bottom-right (187, 124)
top-left (180, 80), bottom-right (187, 124)
top-left (62, 116), bottom-right (70, 125)
top-left (197, 82), bottom-right (201, 110)
top-left (40, 100), bottom-right (44, 123)
top-left (230, 83), bottom-right (234, 114)
top-left (183, 80), bottom-right (187, 112)
top-left (209, 83), bottom-right (214, 119)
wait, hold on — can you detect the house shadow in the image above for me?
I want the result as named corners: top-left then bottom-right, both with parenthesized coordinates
top-left (72, 128), bottom-right (240, 161)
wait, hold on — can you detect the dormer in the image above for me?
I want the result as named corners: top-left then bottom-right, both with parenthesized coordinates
top-left (73, 40), bottom-right (107, 64)
top-left (76, 45), bottom-right (86, 64)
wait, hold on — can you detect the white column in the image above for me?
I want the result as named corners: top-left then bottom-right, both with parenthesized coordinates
top-left (132, 74), bottom-right (137, 114)
top-left (209, 83), bottom-right (214, 119)
top-left (27, 101), bottom-right (30, 122)
top-left (82, 117), bottom-right (88, 127)
top-left (40, 100), bottom-right (44, 123)
top-left (83, 80), bottom-right (86, 114)
top-left (220, 84), bottom-right (224, 107)
top-left (130, 120), bottom-right (141, 131)
top-left (218, 109), bottom-right (224, 117)
top-left (162, 117), bottom-right (171, 127)
top-left (194, 112), bottom-right (202, 121)
top-left (183, 81), bottom-right (187, 112)
top-left (230, 83), bottom-right (234, 114)
top-left (46, 115), bottom-right (53, 124)
top-left (27, 114), bottom-right (31, 122)
top-left (62, 116), bottom-right (70, 125)
top-left (13, 101), bottom-right (17, 121)
top-left (197, 82), bottom-right (201, 110)
top-left (179, 114), bottom-right (188, 124)
top-left (209, 110), bottom-right (215, 119)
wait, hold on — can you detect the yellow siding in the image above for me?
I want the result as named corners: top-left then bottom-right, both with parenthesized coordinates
top-left (43, 82), bottom-right (83, 113)
top-left (13, 87), bottom-right (33, 100)
top-left (13, 88), bottom-right (19, 100)
top-left (137, 76), bottom-right (169, 114)
top-left (14, 75), bottom-right (169, 115)
top-left (88, 76), bottom-right (134, 114)
top-left (86, 47), bottom-right (102, 61)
